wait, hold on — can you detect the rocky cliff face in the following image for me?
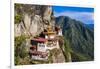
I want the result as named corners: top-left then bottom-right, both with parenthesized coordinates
top-left (14, 4), bottom-right (55, 37)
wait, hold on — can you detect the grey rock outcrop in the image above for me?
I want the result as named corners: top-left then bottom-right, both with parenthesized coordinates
top-left (14, 4), bottom-right (55, 37)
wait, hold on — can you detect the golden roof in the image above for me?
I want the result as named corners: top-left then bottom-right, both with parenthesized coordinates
top-left (44, 25), bottom-right (56, 35)
top-left (47, 32), bottom-right (56, 34)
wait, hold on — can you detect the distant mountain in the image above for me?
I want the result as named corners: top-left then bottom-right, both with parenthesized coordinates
top-left (86, 24), bottom-right (94, 30)
top-left (55, 16), bottom-right (94, 62)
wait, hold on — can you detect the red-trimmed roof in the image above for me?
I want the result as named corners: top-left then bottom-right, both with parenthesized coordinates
top-left (32, 37), bottom-right (47, 42)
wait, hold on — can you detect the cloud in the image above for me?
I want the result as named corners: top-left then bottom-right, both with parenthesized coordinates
top-left (54, 11), bottom-right (94, 24)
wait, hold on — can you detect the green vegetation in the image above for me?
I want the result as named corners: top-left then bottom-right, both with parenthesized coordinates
top-left (61, 36), bottom-right (92, 62)
top-left (70, 52), bottom-right (90, 62)
top-left (63, 39), bottom-right (72, 62)
top-left (15, 4), bottom-right (23, 24)
top-left (15, 4), bottom-right (23, 11)
top-left (14, 35), bottom-right (30, 65)
top-left (15, 14), bottom-right (23, 24)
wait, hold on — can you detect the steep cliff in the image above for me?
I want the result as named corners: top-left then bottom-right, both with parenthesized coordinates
top-left (14, 4), bottom-right (55, 37)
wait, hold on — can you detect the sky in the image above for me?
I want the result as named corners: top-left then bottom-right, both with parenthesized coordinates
top-left (52, 6), bottom-right (94, 24)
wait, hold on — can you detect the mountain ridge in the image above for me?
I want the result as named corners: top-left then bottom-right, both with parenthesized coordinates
top-left (55, 16), bottom-right (94, 61)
